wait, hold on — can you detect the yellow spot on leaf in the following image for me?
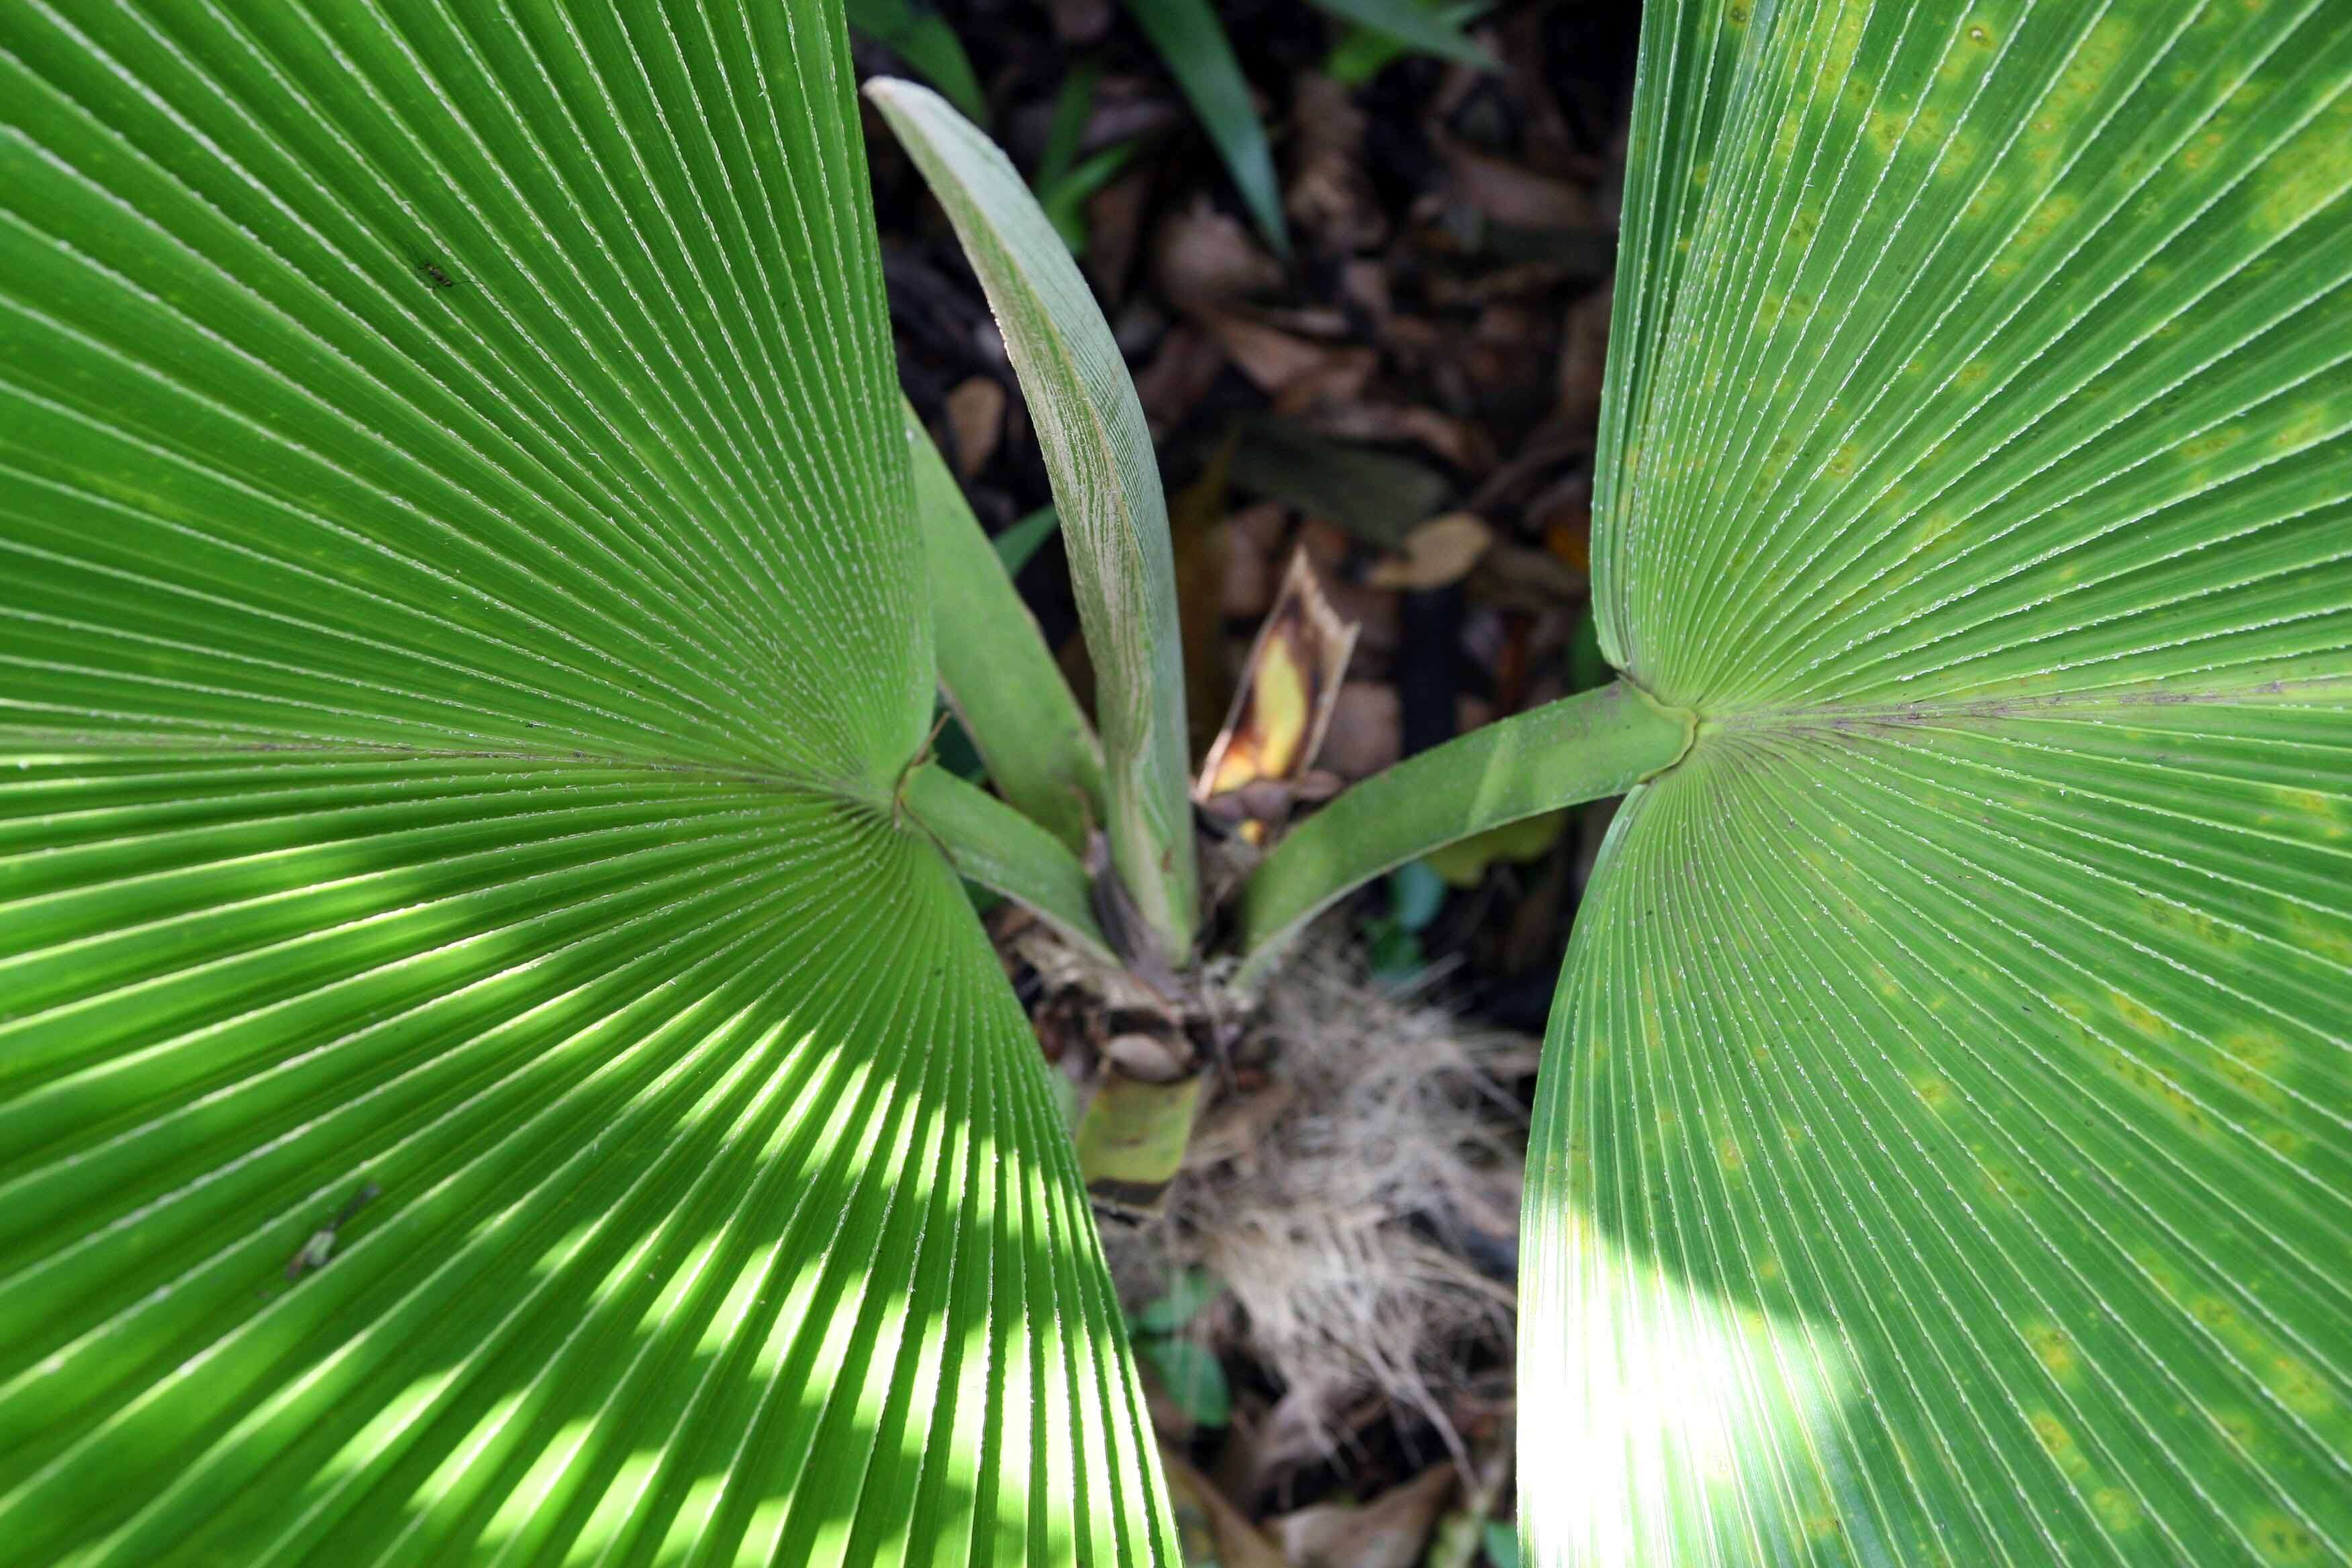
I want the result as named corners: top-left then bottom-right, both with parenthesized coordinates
top-left (2253, 1512), bottom-right (2320, 1564)
top-left (2108, 988), bottom-right (2171, 1040)
top-left (1980, 1159), bottom-right (2033, 1206)
top-left (2257, 1124), bottom-right (2304, 1156)
top-left (2030, 1411), bottom-right (2089, 1478)
top-left (2024, 1321), bottom-right (2078, 1381)
top-left (2219, 1409), bottom-right (2261, 1451)
top-left (2269, 1355), bottom-right (2333, 1418)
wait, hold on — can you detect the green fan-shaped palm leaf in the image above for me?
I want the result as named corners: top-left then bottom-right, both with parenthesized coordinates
top-left (1526, 0), bottom-right (2351, 1563)
top-left (0, 2), bottom-right (1171, 1563)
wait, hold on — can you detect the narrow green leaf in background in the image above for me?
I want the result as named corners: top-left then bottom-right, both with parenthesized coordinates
top-left (1529, 0), bottom-right (2352, 1562)
top-left (1306, 0), bottom-right (1496, 72)
top-left (1389, 860), bottom-right (1448, 932)
top-left (995, 503), bottom-right (1066, 575)
top-left (1325, 1), bottom-right (1495, 86)
top-left (1030, 58), bottom-right (1142, 254)
top-left (872, 77), bottom-right (1204, 965)
top-left (1036, 52), bottom-right (1105, 194)
top-left (1119, 0), bottom-right (1293, 258)
top-left (1042, 142), bottom-right (1149, 256)
top-left (0, 1), bottom-right (1173, 1562)
top-left (1134, 1267), bottom-right (1226, 1334)
top-left (1140, 1338), bottom-right (1232, 1430)
top-left (844, 0), bottom-right (991, 124)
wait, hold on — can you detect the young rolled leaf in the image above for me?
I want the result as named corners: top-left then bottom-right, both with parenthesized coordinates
top-left (906, 399), bottom-right (1107, 852)
top-left (1530, 0), bottom-right (2352, 1563)
top-left (871, 78), bottom-right (1202, 965)
top-left (0, 2), bottom-right (1173, 1563)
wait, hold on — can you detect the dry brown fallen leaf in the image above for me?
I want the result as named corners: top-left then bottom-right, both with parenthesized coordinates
top-left (1524, 470), bottom-right (1591, 540)
top-left (1553, 281), bottom-right (1614, 432)
top-left (1424, 258), bottom-right (1581, 308)
top-left (1047, 0), bottom-right (1110, 42)
top-left (943, 375), bottom-right (1005, 478)
top-left (1198, 310), bottom-right (1377, 407)
top-left (1320, 681), bottom-right (1402, 781)
top-left (1302, 401), bottom-right (1496, 473)
top-left (1477, 538), bottom-right (1584, 597)
top-left (1367, 512), bottom-right (1496, 592)
top-left (1496, 7), bottom-right (1602, 181)
top-left (1087, 165), bottom-right (1155, 304)
top-left (1430, 126), bottom-right (1602, 232)
top-left (1295, 516), bottom-right (1351, 569)
top-left (1273, 1461), bottom-right (1458, 1568)
top-left (1085, 75), bottom-right (1184, 149)
top-left (1245, 1385), bottom-right (1391, 1500)
top-left (1287, 72), bottom-right (1387, 253)
top-left (1322, 574), bottom-right (1400, 656)
top-left (1222, 500), bottom-right (1287, 620)
top-left (1134, 323), bottom-right (1228, 440)
top-left (1249, 303), bottom-right (1353, 338)
top-left (1159, 1444), bottom-right (1285, 1568)
top-left (1154, 195), bottom-right (1284, 309)
top-left (1467, 303), bottom-right (1557, 400)
top-left (1338, 257), bottom-right (1391, 330)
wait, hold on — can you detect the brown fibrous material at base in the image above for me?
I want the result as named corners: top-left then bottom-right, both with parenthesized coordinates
top-left (1099, 931), bottom-right (1531, 1469)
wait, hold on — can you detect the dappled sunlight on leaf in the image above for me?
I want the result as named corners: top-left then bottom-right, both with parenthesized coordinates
top-left (1522, 1194), bottom-right (1863, 1568)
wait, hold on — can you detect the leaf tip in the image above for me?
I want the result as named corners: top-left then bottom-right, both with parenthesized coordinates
top-left (861, 73), bottom-right (930, 118)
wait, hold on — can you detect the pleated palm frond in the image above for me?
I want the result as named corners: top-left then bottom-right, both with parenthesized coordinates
top-left (1526, 1), bottom-right (2352, 1562)
top-left (0, 3), bottom-right (1171, 1563)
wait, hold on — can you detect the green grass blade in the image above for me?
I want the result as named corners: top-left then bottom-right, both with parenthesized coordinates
top-left (0, 1), bottom-right (1174, 1560)
top-left (1118, 0), bottom-right (1292, 258)
top-left (1238, 681), bottom-right (1691, 973)
top-left (1324, 1), bottom-right (1495, 85)
top-left (1305, 0), bottom-right (1497, 71)
top-left (906, 400), bottom-right (1106, 851)
top-left (1042, 141), bottom-right (1148, 254)
top-left (1531, 0), bottom-right (2352, 1561)
top-left (1036, 54), bottom-right (1104, 193)
top-left (844, 0), bottom-right (991, 124)
top-left (870, 78), bottom-right (1202, 963)
top-left (995, 504), bottom-right (1065, 573)
top-left (903, 763), bottom-right (1118, 963)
